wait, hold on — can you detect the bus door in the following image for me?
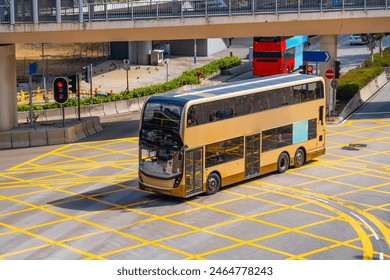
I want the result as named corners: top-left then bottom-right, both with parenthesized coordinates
top-left (245, 134), bottom-right (260, 178)
top-left (185, 148), bottom-right (203, 196)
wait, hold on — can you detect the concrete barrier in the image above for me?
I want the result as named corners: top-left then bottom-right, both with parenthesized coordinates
top-left (75, 122), bottom-right (87, 140)
top-left (339, 72), bottom-right (388, 121)
top-left (115, 100), bottom-right (130, 114)
top-left (18, 111), bottom-right (29, 124)
top-left (89, 104), bottom-right (105, 117)
top-left (85, 118), bottom-right (96, 135)
top-left (79, 106), bottom-right (91, 118)
top-left (93, 117), bottom-right (103, 132)
top-left (64, 107), bottom-right (77, 119)
top-left (0, 133), bottom-right (12, 149)
top-left (29, 130), bottom-right (48, 147)
top-left (103, 102), bottom-right (118, 115)
top-left (11, 131), bottom-right (30, 148)
top-left (47, 129), bottom-right (66, 145)
top-left (1, 117), bottom-right (102, 150)
top-left (128, 97), bottom-right (146, 112)
top-left (46, 108), bottom-right (62, 121)
top-left (65, 125), bottom-right (78, 143)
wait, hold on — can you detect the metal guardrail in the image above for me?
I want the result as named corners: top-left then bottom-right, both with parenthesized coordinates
top-left (1, 0), bottom-right (388, 24)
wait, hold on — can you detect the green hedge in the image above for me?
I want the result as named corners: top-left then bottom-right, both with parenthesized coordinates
top-left (337, 48), bottom-right (389, 101)
top-left (18, 56), bottom-right (241, 112)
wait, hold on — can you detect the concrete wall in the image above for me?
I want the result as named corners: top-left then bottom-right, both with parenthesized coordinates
top-left (0, 44), bottom-right (17, 131)
top-left (207, 38), bottom-right (229, 55)
top-left (110, 41), bottom-right (152, 64)
top-left (169, 38), bottom-right (227, 56)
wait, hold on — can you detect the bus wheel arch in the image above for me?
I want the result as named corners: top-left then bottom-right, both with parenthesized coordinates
top-left (294, 147), bottom-right (306, 168)
top-left (277, 152), bottom-right (290, 173)
top-left (205, 172), bottom-right (221, 195)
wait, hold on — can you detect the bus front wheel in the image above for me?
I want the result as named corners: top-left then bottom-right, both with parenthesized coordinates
top-left (277, 152), bottom-right (290, 173)
top-left (206, 173), bottom-right (221, 195)
top-left (294, 148), bottom-right (306, 168)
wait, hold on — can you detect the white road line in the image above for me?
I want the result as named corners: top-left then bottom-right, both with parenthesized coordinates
top-left (354, 112), bottom-right (390, 115)
top-left (302, 194), bottom-right (329, 204)
top-left (350, 211), bottom-right (380, 240)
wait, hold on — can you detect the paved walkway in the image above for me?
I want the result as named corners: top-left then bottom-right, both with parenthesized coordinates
top-left (81, 38), bottom-right (252, 94)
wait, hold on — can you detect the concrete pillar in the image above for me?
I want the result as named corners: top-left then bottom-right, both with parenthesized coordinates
top-left (128, 41), bottom-right (152, 65)
top-left (56, 0), bottom-right (61, 23)
top-left (0, 44), bottom-right (17, 131)
top-left (32, 0), bottom-right (38, 23)
top-left (319, 35), bottom-right (338, 116)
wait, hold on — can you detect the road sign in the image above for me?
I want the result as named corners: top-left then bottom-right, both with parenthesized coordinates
top-left (325, 69), bottom-right (335, 79)
top-left (29, 62), bottom-right (37, 75)
top-left (302, 51), bottom-right (331, 63)
top-left (123, 59), bottom-right (130, 71)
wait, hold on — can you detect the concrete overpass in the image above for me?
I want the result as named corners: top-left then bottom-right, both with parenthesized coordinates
top-left (1, 0), bottom-right (390, 131)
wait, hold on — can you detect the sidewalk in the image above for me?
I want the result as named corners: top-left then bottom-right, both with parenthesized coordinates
top-left (83, 38), bottom-right (252, 94)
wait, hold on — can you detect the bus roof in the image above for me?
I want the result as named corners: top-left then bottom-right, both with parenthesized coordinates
top-left (148, 74), bottom-right (322, 105)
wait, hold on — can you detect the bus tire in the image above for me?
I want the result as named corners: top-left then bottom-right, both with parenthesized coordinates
top-left (206, 173), bottom-right (221, 195)
top-left (294, 148), bottom-right (306, 168)
top-left (277, 152), bottom-right (290, 173)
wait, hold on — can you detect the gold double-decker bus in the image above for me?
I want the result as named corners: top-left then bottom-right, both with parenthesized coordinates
top-left (138, 74), bottom-right (326, 198)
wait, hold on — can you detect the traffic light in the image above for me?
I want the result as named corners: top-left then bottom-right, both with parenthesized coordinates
top-left (334, 60), bottom-right (341, 78)
top-left (299, 63), bottom-right (307, 74)
top-left (53, 77), bottom-right (69, 104)
top-left (81, 66), bottom-right (91, 83)
top-left (68, 74), bottom-right (77, 93)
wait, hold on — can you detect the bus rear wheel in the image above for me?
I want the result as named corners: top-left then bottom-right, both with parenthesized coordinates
top-left (294, 148), bottom-right (306, 168)
top-left (206, 173), bottom-right (221, 195)
top-left (277, 152), bottom-right (290, 173)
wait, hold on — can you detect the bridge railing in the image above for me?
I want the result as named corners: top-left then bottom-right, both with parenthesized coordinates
top-left (1, 0), bottom-right (388, 24)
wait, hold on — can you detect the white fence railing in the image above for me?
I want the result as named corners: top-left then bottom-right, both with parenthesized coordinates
top-left (1, 0), bottom-right (388, 24)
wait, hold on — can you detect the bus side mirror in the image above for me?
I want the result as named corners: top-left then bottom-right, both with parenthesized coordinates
top-left (178, 145), bottom-right (188, 161)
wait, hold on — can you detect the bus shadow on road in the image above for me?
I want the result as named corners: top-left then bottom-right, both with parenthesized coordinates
top-left (46, 179), bottom-right (185, 212)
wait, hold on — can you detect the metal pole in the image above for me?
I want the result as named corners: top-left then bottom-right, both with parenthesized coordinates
top-left (89, 64), bottom-right (93, 101)
top-left (77, 73), bottom-right (81, 120)
top-left (29, 75), bottom-right (33, 127)
top-left (194, 39), bottom-right (197, 64)
top-left (62, 104), bottom-right (65, 128)
top-left (126, 69), bottom-right (129, 92)
top-left (41, 44), bottom-right (46, 91)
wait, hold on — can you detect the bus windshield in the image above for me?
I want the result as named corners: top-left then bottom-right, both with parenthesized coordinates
top-left (139, 128), bottom-right (183, 179)
top-left (142, 101), bottom-right (183, 129)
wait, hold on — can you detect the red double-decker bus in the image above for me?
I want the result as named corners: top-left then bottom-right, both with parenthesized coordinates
top-left (253, 36), bottom-right (309, 76)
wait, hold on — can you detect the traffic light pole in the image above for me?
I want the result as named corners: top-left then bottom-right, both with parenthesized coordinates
top-left (77, 73), bottom-right (81, 120)
top-left (28, 74), bottom-right (33, 128)
top-left (62, 104), bottom-right (65, 128)
top-left (89, 64), bottom-right (93, 102)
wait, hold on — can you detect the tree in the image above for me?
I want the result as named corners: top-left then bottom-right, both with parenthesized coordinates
top-left (362, 34), bottom-right (376, 62)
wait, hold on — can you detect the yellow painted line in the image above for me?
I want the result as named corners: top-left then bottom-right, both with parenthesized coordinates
top-left (7, 145), bottom-right (70, 171)
top-left (251, 180), bottom-right (374, 260)
top-left (0, 221), bottom-right (105, 259)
